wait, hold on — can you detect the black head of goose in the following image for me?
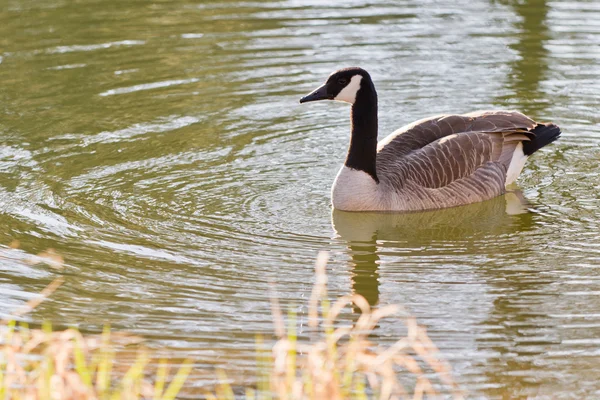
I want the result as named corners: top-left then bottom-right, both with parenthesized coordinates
top-left (300, 67), bottom-right (561, 212)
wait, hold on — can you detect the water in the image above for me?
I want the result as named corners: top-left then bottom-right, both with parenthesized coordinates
top-left (1, 0), bottom-right (599, 397)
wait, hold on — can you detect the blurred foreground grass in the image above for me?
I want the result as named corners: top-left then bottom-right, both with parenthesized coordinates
top-left (1, 247), bottom-right (462, 399)
top-left (207, 252), bottom-right (463, 400)
top-left (0, 279), bottom-right (192, 400)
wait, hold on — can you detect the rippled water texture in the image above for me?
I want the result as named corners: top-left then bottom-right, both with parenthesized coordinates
top-left (1, 0), bottom-right (600, 397)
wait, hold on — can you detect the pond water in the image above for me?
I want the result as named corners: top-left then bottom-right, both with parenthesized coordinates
top-left (1, 0), bottom-right (600, 397)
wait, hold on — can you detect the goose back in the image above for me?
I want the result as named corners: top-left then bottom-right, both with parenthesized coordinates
top-left (373, 111), bottom-right (544, 211)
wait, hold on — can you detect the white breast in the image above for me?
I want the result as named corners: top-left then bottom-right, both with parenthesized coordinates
top-left (331, 166), bottom-right (381, 211)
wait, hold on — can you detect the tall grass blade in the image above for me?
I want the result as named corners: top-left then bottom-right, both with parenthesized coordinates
top-left (153, 359), bottom-right (169, 400)
top-left (161, 359), bottom-right (193, 400)
top-left (73, 332), bottom-right (93, 388)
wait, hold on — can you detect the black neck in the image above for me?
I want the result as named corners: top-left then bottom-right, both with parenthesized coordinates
top-left (345, 77), bottom-right (378, 182)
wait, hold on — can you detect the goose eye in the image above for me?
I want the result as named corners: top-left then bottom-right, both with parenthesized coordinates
top-left (337, 78), bottom-right (348, 86)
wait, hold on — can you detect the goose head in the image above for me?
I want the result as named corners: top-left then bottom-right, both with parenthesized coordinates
top-left (299, 67), bottom-right (371, 105)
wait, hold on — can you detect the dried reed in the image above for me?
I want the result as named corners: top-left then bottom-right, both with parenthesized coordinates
top-left (208, 251), bottom-right (464, 400)
top-left (1, 310), bottom-right (192, 400)
top-left (0, 247), bottom-right (192, 400)
top-left (2, 244), bottom-right (463, 399)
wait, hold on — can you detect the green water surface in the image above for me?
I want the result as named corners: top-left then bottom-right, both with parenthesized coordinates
top-left (1, 0), bottom-right (600, 397)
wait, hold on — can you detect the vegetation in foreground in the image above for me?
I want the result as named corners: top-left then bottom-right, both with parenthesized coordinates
top-left (1, 246), bottom-right (463, 399)
top-left (0, 279), bottom-right (192, 400)
top-left (207, 252), bottom-right (463, 400)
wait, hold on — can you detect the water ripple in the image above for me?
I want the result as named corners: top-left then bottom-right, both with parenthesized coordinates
top-left (99, 78), bottom-right (200, 97)
top-left (0, 0), bottom-right (599, 397)
top-left (47, 40), bottom-right (146, 54)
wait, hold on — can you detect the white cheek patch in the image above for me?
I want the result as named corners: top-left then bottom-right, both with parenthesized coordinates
top-left (334, 75), bottom-right (363, 104)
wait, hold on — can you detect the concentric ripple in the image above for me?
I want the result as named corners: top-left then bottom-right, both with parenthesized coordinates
top-left (1, 0), bottom-right (600, 396)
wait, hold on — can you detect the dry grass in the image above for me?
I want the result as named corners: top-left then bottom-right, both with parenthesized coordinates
top-left (0, 278), bottom-right (193, 400)
top-left (2, 245), bottom-right (463, 399)
top-left (208, 251), bottom-right (464, 400)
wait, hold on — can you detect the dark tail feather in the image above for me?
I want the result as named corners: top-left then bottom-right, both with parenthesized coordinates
top-left (523, 123), bottom-right (561, 156)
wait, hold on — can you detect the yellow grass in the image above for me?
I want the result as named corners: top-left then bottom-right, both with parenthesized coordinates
top-left (0, 278), bottom-right (192, 400)
top-left (208, 251), bottom-right (464, 400)
top-left (2, 245), bottom-right (463, 399)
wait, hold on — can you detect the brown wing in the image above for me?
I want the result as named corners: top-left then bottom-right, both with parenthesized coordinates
top-left (377, 110), bottom-right (536, 157)
top-left (375, 111), bottom-right (537, 209)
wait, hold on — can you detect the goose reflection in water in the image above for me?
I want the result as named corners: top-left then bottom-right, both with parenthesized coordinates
top-left (332, 191), bottom-right (534, 308)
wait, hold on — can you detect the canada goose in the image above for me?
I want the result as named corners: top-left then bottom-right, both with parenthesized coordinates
top-left (299, 67), bottom-right (561, 212)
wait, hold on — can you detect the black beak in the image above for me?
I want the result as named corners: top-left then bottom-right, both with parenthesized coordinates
top-left (299, 84), bottom-right (330, 103)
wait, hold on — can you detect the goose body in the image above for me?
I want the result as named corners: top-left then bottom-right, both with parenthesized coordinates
top-left (300, 68), bottom-right (561, 212)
